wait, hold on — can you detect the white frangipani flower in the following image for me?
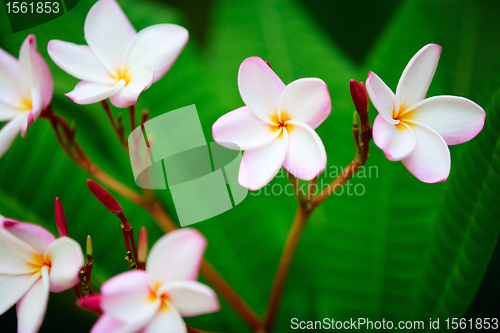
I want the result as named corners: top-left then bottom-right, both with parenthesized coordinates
top-left (0, 35), bottom-right (53, 158)
top-left (0, 217), bottom-right (83, 333)
top-left (48, 0), bottom-right (188, 108)
top-left (212, 57), bottom-right (331, 190)
top-left (366, 44), bottom-right (485, 183)
top-left (91, 228), bottom-right (220, 333)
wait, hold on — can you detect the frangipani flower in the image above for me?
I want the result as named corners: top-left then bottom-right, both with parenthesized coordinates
top-left (212, 57), bottom-right (331, 190)
top-left (0, 217), bottom-right (83, 333)
top-left (48, 0), bottom-right (188, 109)
top-left (0, 35), bottom-right (53, 158)
top-left (92, 228), bottom-right (219, 333)
top-left (366, 44), bottom-right (485, 183)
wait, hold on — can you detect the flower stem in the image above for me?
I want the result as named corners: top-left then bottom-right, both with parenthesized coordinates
top-left (100, 100), bottom-right (127, 150)
top-left (129, 104), bottom-right (136, 131)
top-left (43, 106), bottom-right (261, 330)
top-left (263, 206), bottom-right (312, 331)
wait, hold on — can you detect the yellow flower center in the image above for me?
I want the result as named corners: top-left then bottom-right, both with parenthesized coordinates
top-left (112, 68), bottom-right (132, 85)
top-left (19, 97), bottom-right (33, 111)
top-left (393, 104), bottom-right (415, 130)
top-left (269, 111), bottom-right (295, 135)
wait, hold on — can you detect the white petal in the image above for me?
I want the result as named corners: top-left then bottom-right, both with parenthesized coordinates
top-left (18, 35), bottom-right (54, 109)
top-left (0, 115), bottom-right (27, 158)
top-left (2, 221), bottom-right (55, 254)
top-left (147, 229), bottom-right (206, 286)
top-left (20, 88), bottom-right (43, 138)
top-left (0, 47), bottom-right (22, 108)
top-left (47, 40), bottom-right (116, 85)
top-left (123, 24), bottom-right (188, 83)
top-left (0, 273), bottom-right (40, 315)
top-left (278, 78), bottom-right (331, 129)
top-left (0, 101), bottom-right (21, 121)
top-left (16, 265), bottom-right (50, 333)
top-left (141, 304), bottom-right (186, 333)
top-left (66, 80), bottom-right (126, 105)
top-left (405, 95), bottom-right (486, 145)
top-left (366, 71), bottom-right (397, 124)
top-left (101, 270), bottom-right (159, 325)
top-left (238, 57), bottom-right (285, 124)
top-left (84, 0), bottom-right (136, 73)
top-left (0, 218), bottom-right (43, 275)
top-left (283, 121), bottom-right (326, 180)
top-left (396, 44), bottom-right (442, 112)
top-left (212, 106), bottom-right (281, 150)
top-left (372, 114), bottom-right (416, 161)
top-left (109, 64), bottom-right (153, 108)
top-left (44, 237), bottom-right (83, 293)
top-left (238, 129), bottom-right (289, 190)
top-left (91, 315), bottom-right (135, 333)
top-left (158, 281), bottom-right (220, 317)
top-left (402, 122), bottom-right (450, 183)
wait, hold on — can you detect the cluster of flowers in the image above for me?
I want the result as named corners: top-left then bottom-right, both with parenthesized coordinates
top-left (0, 0), bottom-right (487, 331)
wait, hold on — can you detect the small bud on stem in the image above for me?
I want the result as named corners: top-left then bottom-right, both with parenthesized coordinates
top-left (54, 198), bottom-right (69, 237)
top-left (138, 226), bottom-right (148, 269)
top-left (86, 179), bottom-right (123, 216)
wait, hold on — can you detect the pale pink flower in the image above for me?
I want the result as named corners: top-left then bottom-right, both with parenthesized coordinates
top-left (366, 44), bottom-right (485, 183)
top-left (0, 35), bottom-right (53, 158)
top-left (92, 228), bottom-right (220, 333)
top-left (0, 217), bottom-right (83, 333)
top-left (47, 0), bottom-right (188, 108)
top-left (212, 57), bottom-right (331, 190)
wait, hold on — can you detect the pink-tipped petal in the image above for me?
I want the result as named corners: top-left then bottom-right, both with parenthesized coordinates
top-left (66, 80), bottom-right (126, 105)
top-left (0, 47), bottom-right (22, 108)
top-left (147, 229), bottom-right (206, 286)
top-left (84, 0), bottom-right (136, 73)
top-left (77, 294), bottom-right (102, 312)
top-left (372, 114), bottom-right (417, 161)
top-left (18, 35), bottom-right (54, 109)
top-left (158, 281), bottom-right (220, 317)
top-left (282, 121), bottom-right (326, 180)
top-left (212, 106), bottom-right (281, 150)
top-left (3, 221), bottom-right (55, 254)
top-left (396, 44), bottom-right (442, 111)
top-left (91, 314), bottom-right (129, 333)
top-left (101, 270), bottom-right (159, 325)
top-left (278, 78), bottom-right (331, 129)
top-left (44, 237), bottom-right (83, 293)
top-left (366, 71), bottom-right (397, 124)
top-left (405, 95), bottom-right (486, 145)
top-left (20, 88), bottom-right (42, 138)
top-left (0, 222), bottom-right (43, 275)
top-left (401, 122), bottom-right (450, 183)
top-left (109, 64), bottom-right (153, 109)
top-left (16, 266), bottom-right (50, 333)
top-left (123, 24), bottom-right (188, 83)
top-left (0, 272), bottom-right (41, 315)
top-left (238, 57), bottom-right (286, 124)
top-left (47, 40), bottom-right (116, 85)
top-left (239, 129), bottom-right (289, 190)
top-left (141, 304), bottom-right (186, 333)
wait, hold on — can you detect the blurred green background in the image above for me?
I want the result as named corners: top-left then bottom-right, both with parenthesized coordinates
top-left (1, 0), bottom-right (500, 332)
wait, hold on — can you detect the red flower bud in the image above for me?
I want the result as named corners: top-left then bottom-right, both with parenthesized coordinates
top-left (350, 79), bottom-right (368, 116)
top-left (77, 294), bottom-right (102, 312)
top-left (55, 198), bottom-right (69, 237)
top-left (265, 60), bottom-right (272, 69)
top-left (86, 179), bottom-right (123, 216)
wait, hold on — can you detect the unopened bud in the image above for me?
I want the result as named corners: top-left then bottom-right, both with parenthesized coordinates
top-left (55, 198), bottom-right (69, 237)
top-left (265, 60), bottom-right (272, 69)
top-left (350, 79), bottom-right (368, 115)
top-left (86, 235), bottom-right (93, 257)
top-left (138, 226), bottom-right (148, 265)
top-left (77, 294), bottom-right (102, 312)
top-left (86, 179), bottom-right (123, 216)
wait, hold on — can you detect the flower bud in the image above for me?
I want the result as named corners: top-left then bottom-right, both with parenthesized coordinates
top-left (55, 198), bottom-right (69, 237)
top-left (265, 60), bottom-right (272, 69)
top-left (77, 294), bottom-right (102, 312)
top-left (350, 79), bottom-right (368, 116)
top-left (86, 235), bottom-right (93, 257)
top-left (138, 226), bottom-right (148, 265)
top-left (86, 179), bottom-right (123, 216)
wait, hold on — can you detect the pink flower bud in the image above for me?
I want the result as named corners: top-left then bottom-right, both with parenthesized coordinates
top-left (77, 294), bottom-right (102, 312)
top-left (138, 226), bottom-right (148, 265)
top-left (86, 179), bottom-right (123, 216)
top-left (55, 198), bottom-right (69, 237)
top-left (350, 79), bottom-right (368, 116)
